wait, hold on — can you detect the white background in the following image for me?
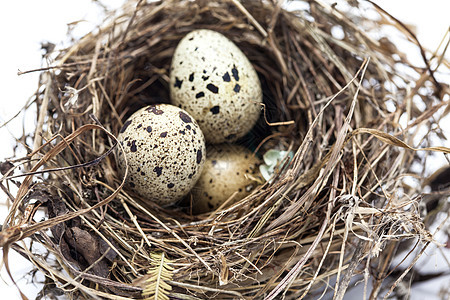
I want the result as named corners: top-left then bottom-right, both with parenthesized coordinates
top-left (0, 1), bottom-right (448, 299)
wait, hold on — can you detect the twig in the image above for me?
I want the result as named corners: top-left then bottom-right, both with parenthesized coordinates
top-left (230, 0), bottom-right (268, 38)
top-left (32, 72), bottom-right (52, 160)
top-left (168, 280), bottom-right (244, 298)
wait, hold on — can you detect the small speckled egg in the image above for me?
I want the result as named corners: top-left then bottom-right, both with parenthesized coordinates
top-left (116, 104), bottom-right (206, 206)
top-left (192, 144), bottom-right (262, 213)
top-left (170, 29), bottom-right (262, 144)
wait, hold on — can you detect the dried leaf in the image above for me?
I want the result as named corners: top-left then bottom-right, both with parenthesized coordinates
top-left (65, 227), bottom-right (110, 278)
top-left (353, 128), bottom-right (450, 154)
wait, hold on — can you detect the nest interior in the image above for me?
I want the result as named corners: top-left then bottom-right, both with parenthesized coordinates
top-left (1, 0), bottom-right (449, 299)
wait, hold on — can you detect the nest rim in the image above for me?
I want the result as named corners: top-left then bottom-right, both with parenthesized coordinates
top-left (1, 0), bottom-right (449, 299)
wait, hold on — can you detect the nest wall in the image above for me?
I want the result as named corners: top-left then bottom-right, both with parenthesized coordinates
top-left (1, 0), bottom-right (449, 299)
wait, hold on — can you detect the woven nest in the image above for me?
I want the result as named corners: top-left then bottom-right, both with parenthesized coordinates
top-left (1, 0), bottom-right (449, 299)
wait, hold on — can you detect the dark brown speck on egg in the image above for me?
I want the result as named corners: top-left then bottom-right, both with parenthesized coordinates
top-left (210, 106), bottom-right (220, 115)
top-left (206, 83), bottom-right (219, 94)
top-left (222, 72), bottom-right (231, 82)
top-left (152, 165), bottom-right (162, 176)
top-left (195, 92), bottom-right (205, 98)
top-left (174, 77), bottom-right (183, 88)
top-left (146, 105), bottom-right (164, 115)
top-left (231, 65), bottom-right (239, 81)
top-left (130, 140), bottom-right (137, 152)
top-left (120, 120), bottom-right (132, 133)
top-left (197, 150), bottom-right (203, 164)
top-left (179, 111), bottom-right (192, 123)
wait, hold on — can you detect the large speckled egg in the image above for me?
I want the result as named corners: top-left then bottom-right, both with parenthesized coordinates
top-left (116, 104), bottom-right (206, 206)
top-left (192, 144), bottom-right (262, 213)
top-left (170, 29), bottom-right (262, 144)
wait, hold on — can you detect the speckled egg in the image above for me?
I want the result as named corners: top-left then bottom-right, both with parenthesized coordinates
top-left (116, 104), bottom-right (206, 206)
top-left (170, 29), bottom-right (262, 144)
top-left (192, 144), bottom-right (262, 213)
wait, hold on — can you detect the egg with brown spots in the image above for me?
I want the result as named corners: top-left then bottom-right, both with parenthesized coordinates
top-left (116, 104), bottom-right (206, 206)
top-left (170, 29), bottom-right (262, 144)
top-left (192, 144), bottom-right (262, 213)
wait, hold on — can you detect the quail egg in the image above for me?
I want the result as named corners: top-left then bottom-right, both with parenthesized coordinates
top-left (170, 29), bottom-right (262, 144)
top-left (192, 144), bottom-right (262, 213)
top-left (116, 104), bottom-right (206, 206)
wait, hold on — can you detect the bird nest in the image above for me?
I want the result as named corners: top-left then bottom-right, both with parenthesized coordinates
top-left (1, 0), bottom-right (449, 299)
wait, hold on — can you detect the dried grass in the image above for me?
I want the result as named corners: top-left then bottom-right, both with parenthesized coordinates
top-left (1, 0), bottom-right (449, 299)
